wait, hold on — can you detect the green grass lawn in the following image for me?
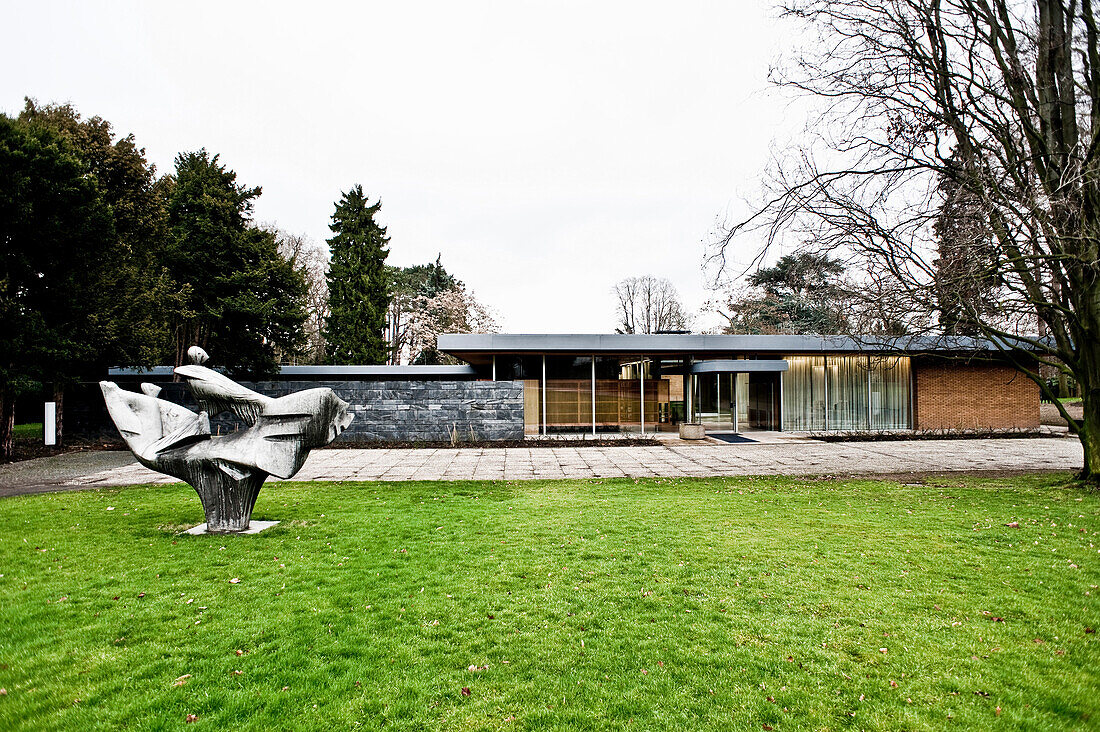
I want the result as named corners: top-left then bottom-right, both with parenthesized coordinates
top-left (11, 424), bottom-right (41, 440)
top-left (0, 475), bottom-right (1098, 730)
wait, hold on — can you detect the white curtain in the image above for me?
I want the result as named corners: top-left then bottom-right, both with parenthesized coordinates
top-left (782, 356), bottom-right (826, 430)
top-left (871, 356), bottom-right (911, 429)
top-left (828, 356), bottom-right (870, 430)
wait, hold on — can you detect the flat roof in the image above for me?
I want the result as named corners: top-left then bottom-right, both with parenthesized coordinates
top-left (108, 364), bottom-right (477, 379)
top-left (438, 333), bottom-right (1020, 362)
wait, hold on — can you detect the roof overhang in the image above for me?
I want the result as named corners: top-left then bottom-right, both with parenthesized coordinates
top-left (691, 359), bottom-right (789, 374)
top-left (107, 364), bottom-right (477, 379)
top-left (438, 333), bottom-right (1025, 365)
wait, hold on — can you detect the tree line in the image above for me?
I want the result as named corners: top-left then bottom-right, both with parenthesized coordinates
top-left (0, 100), bottom-right (495, 459)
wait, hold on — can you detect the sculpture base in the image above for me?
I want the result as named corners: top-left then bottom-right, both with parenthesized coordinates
top-left (185, 520), bottom-right (280, 535)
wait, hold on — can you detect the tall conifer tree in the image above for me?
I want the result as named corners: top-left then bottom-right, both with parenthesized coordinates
top-left (324, 186), bottom-right (391, 363)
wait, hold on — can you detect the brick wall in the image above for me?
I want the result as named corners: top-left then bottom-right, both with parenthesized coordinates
top-left (914, 359), bottom-right (1039, 430)
top-left (152, 379), bottom-right (525, 442)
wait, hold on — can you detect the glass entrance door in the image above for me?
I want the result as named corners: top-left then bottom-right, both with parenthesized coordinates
top-left (693, 373), bottom-right (734, 430)
top-left (693, 372), bottom-right (781, 432)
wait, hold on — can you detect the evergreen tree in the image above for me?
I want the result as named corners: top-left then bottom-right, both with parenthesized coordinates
top-left (18, 100), bottom-right (179, 443)
top-left (324, 185), bottom-right (391, 364)
top-left (0, 115), bottom-right (115, 458)
top-left (164, 150), bottom-right (307, 377)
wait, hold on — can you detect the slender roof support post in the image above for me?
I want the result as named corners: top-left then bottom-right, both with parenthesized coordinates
top-left (591, 356), bottom-right (596, 437)
top-left (492, 354), bottom-right (496, 382)
top-left (778, 369), bottom-right (784, 431)
top-left (541, 355), bottom-right (547, 436)
top-left (639, 357), bottom-right (645, 435)
top-left (733, 374), bottom-right (739, 434)
top-left (867, 360), bottom-right (873, 429)
top-left (686, 358), bottom-right (693, 423)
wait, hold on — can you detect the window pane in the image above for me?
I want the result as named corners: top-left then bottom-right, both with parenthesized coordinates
top-left (782, 356), bottom-right (826, 430)
top-left (827, 356), bottom-right (870, 430)
top-left (871, 356), bottom-right (911, 429)
top-left (545, 356), bottom-right (593, 433)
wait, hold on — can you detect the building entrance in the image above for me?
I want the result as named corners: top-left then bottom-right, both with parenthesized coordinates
top-left (692, 372), bottom-right (780, 432)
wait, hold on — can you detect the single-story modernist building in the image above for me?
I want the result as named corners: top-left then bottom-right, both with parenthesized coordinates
top-left (102, 332), bottom-right (1040, 442)
top-left (435, 333), bottom-right (1039, 436)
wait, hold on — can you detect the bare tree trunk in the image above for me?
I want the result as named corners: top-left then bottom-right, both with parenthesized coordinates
top-left (0, 388), bottom-right (13, 462)
top-left (52, 383), bottom-right (65, 448)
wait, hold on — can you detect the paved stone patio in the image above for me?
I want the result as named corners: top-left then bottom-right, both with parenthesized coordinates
top-left (4, 434), bottom-right (1079, 493)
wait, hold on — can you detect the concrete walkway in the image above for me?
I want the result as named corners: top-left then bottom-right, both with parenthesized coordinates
top-left (1, 435), bottom-right (1081, 494)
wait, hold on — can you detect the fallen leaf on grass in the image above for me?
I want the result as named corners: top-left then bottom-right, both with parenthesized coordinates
top-left (890, 680), bottom-right (898, 688)
top-left (173, 674), bottom-right (191, 687)
top-left (185, 714), bottom-right (198, 723)
top-left (1005, 522), bottom-right (1019, 528)
top-left (461, 687), bottom-right (471, 697)
top-left (1086, 627), bottom-right (1095, 634)
top-left (0, 688), bottom-right (7, 695)
top-left (229, 578), bottom-right (240, 584)
top-left (235, 649), bottom-right (244, 656)
top-left (232, 670), bottom-right (242, 676)
top-left (996, 706), bottom-right (1002, 716)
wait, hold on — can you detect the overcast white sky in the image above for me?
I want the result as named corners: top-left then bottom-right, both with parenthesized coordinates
top-left (2, 1), bottom-right (797, 333)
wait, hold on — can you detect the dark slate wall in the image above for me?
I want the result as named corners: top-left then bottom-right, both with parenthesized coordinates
top-left (153, 379), bottom-right (525, 442)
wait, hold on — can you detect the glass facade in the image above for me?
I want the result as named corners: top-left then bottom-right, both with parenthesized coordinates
top-left (782, 355), bottom-right (911, 431)
top-left (692, 372), bottom-right (780, 431)
top-left (782, 356), bottom-right (826, 430)
top-left (495, 351), bottom-right (911, 435)
top-left (870, 356), bottom-right (912, 429)
top-left (545, 356), bottom-right (593, 433)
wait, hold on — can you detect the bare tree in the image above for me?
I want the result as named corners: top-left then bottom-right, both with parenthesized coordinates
top-left (711, 0), bottom-right (1100, 481)
top-left (613, 276), bottom-right (692, 334)
top-left (273, 228), bottom-right (329, 364)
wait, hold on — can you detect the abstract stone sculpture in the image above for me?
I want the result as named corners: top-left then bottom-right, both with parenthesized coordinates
top-left (100, 347), bottom-right (352, 533)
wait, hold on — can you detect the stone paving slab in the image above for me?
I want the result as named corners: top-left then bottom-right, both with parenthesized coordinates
top-left (10, 436), bottom-right (1080, 493)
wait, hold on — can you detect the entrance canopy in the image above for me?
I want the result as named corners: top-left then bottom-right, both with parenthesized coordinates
top-left (691, 360), bottom-right (789, 374)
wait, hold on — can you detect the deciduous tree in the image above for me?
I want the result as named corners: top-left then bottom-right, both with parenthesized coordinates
top-left (613, 276), bottom-right (691, 334)
top-left (712, 0), bottom-right (1100, 480)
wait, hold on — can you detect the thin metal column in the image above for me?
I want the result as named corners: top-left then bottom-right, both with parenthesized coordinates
top-left (733, 374), bottom-right (739, 433)
top-left (686, 359), bottom-right (694, 423)
top-left (541, 355), bottom-right (547, 436)
top-left (591, 356), bottom-right (596, 437)
top-left (639, 358), bottom-right (645, 435)
top-left (492, 354), bottom-right (496, 381)
top-left (867, 361), bottom-right (873, 429)
top-left (778, 370), bottom-right (784, 431)
top-left (823, 356), bottom-right (829, 431)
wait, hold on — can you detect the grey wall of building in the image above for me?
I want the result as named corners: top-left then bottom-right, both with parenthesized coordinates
top-left (151, 379), bottom-right (525, 442)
